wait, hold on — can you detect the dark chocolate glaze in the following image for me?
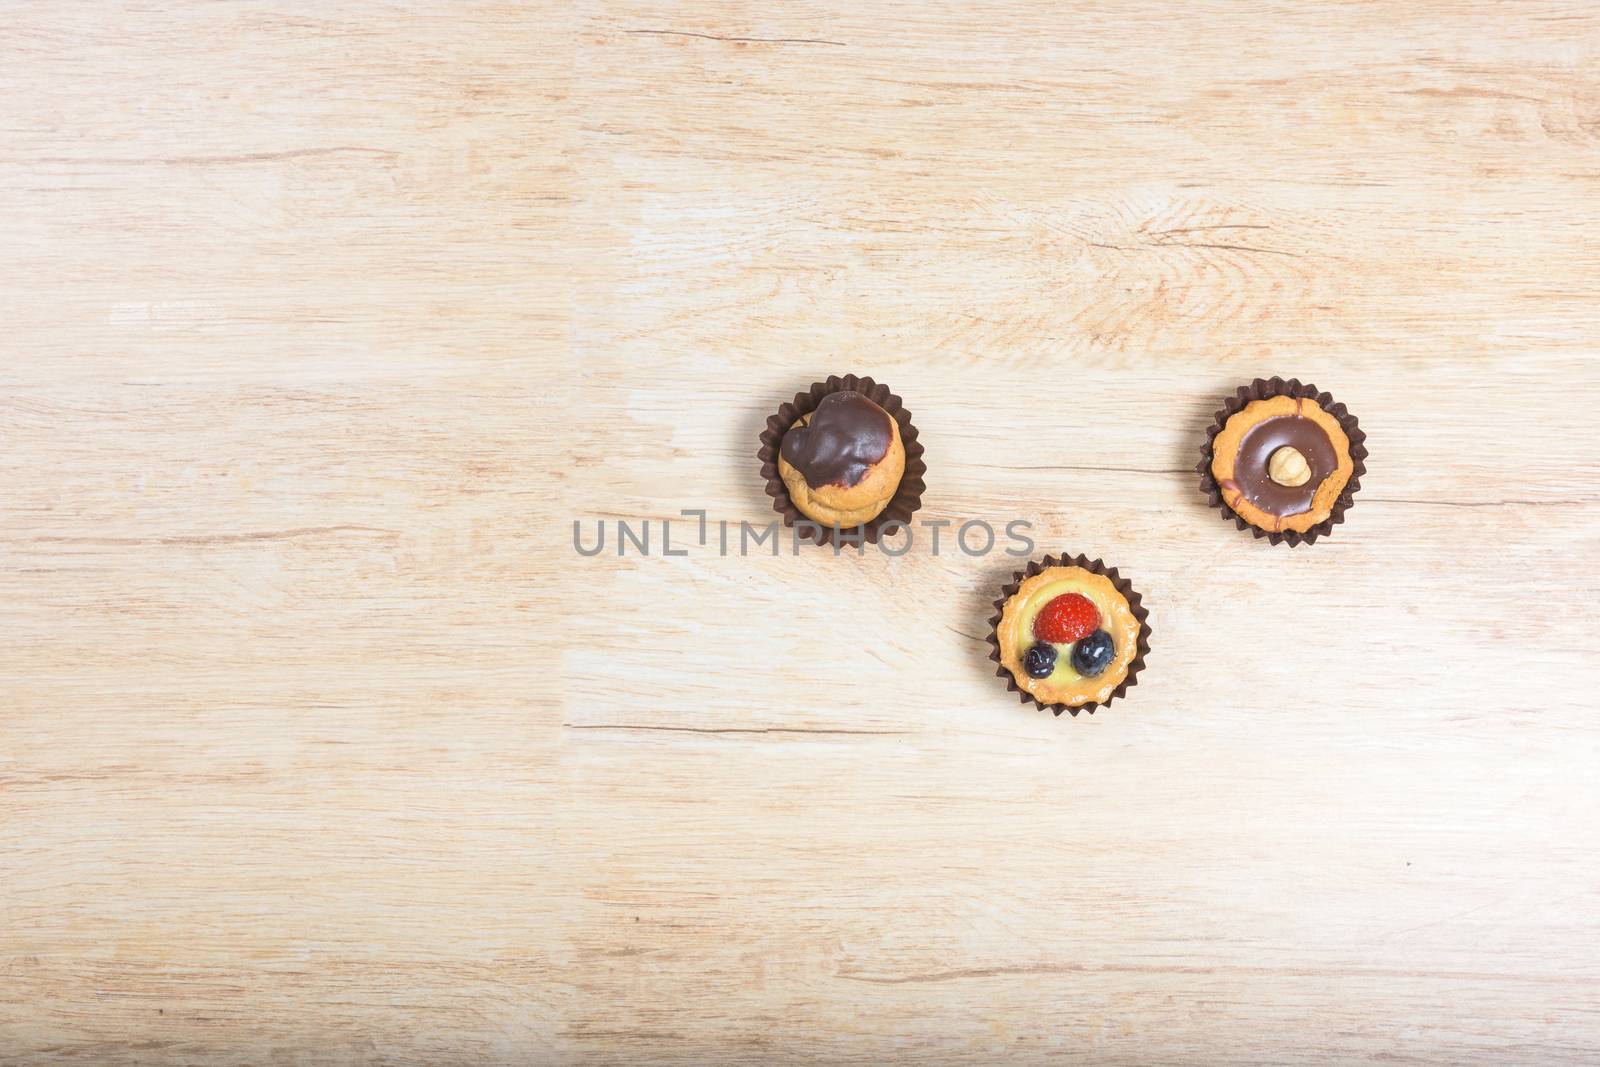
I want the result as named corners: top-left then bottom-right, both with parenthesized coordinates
top-left (780, 391), bottom-right (893, 489)
top-left (1233, 414), bottom-right (1337, 517)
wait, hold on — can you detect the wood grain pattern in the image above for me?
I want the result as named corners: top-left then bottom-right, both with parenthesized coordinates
top-left (4, 1), bottom-right (1599, 1063)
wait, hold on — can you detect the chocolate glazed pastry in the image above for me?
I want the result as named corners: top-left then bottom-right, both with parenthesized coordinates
top-left (1198, 377), bottom-right (1368, 546)
top-left (774, 391), bottom-right (904, 530)
top-left (779, 392), bottom-right (893, 489)
top-left (757, 375), bottom-right (927, 548)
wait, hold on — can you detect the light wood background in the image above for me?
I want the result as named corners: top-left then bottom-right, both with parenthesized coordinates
top-left (3, 1), bottom-right (1599, 1064)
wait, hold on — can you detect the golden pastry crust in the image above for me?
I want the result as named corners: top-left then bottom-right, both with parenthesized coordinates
top-left (1210, 395), bottom-right (1353, 534)
top-left (777, 413), bottom-right (905, 527)
top-left (997, 566), bottom-right (1141, 707)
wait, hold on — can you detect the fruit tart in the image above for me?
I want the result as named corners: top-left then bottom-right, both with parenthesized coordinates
top-left (988, 554), bottom-right (1151, 715)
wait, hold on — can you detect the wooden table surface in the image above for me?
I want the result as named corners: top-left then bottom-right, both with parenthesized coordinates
top-left (4, 2), bottom-right (1600, 1064)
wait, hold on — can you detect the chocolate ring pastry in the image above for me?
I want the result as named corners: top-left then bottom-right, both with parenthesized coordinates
top-left (1209, 393), bottom-right (1354, 536)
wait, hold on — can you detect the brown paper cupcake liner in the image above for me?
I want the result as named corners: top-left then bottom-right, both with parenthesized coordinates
top-left (757, 374), bottom-right (927, 548)
top-left (1196, 376), bottom-right (1368, 547)
top-left (985, 552), bottom-right (1152, 718)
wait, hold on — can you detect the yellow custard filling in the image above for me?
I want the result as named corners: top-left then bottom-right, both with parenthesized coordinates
top-left (1010, 579), bottom-right (1122, 687)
